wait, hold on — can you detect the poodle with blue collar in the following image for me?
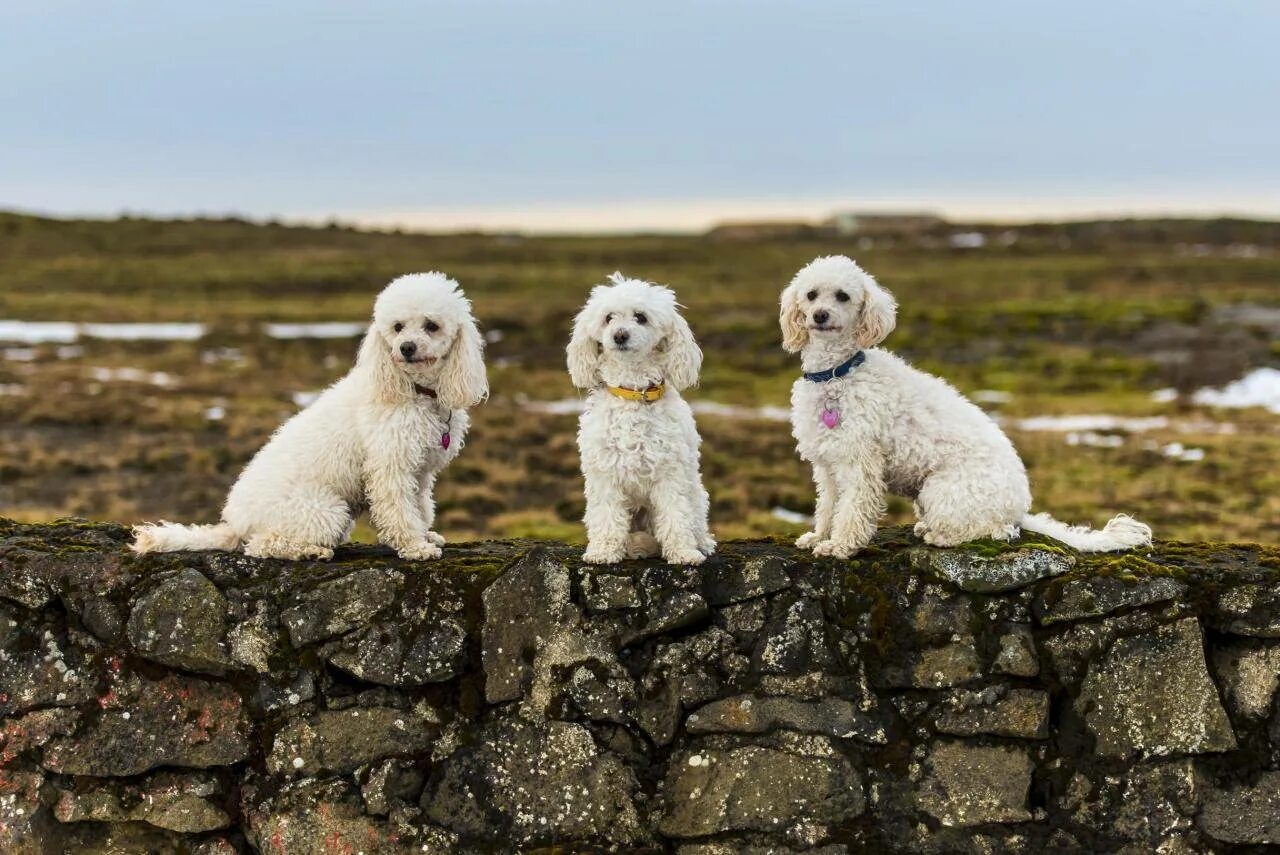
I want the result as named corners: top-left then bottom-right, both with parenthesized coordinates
top-left (781, 255), bottom-right (1152, 558)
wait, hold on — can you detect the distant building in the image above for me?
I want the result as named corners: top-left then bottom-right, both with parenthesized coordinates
top-left (825, 211), bottom-right (946, 237)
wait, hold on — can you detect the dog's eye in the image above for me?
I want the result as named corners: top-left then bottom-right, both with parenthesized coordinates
top-left (806, 290), bottom-right (818, 301)
top-left (393, 322), bottom-right (404, 332)
top-left (634, 312), bottom-right (647, 325)
top-left (605, 313), bottom-right (614, 324)
top-left (835, 291), bottom-right (850, 303)
top-left (424, 320), bottom-right (439, 333)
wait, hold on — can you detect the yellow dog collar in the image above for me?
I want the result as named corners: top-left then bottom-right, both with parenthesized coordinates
top-left (605, 382), bottom-right (665, 403)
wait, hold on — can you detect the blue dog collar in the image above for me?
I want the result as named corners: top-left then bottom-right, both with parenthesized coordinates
top-left (803, 350), bottom-right (865, 383)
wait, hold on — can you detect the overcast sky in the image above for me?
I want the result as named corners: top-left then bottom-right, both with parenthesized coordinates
top-left (3, 1), bottom-right (1278, 231)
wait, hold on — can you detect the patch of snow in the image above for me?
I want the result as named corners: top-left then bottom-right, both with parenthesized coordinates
top-left (201, 347), bottom-right (243, 365)
top-left (691, 401), bottom-right (790, 422)
top-left (771, 507), bottom-right (813, 525)
top-left (972, 389), bottom-right (1012, 404)
top-left (265, 322), bottom-right (364, 339)
top-left (3, 347), bottom-right (38, 361)
top-left (949, 232), bottom-right (987, 249)
top-left (1013, 414), bottom-right (1170, 433)
top-left (484, 329), bottom-right (504, 344)
top-left (81, 322), bottom-right (205, 341)
top-left (205, 405), bottom-right (226, 421)
top-left (87, 367), bottom-right (176, 387)
top-left (0, 321), bottom-right (79, 344)
top-left (1161, 442), bottom-right (1205, 462)
top-left (1150, 388), bottom-right (1179, 404)
top-left (1065, 431), bottom-right (1124, 449)
top-left (292, 391), bottom-right (321, 408)
top-left (56, 345), bottom-right (84, 359)
top-left (1191, 368), bottom-right (1280, 415)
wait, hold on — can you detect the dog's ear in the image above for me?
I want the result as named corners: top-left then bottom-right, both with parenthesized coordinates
top-left (437, 316), bottom-right (488, 409)
top-left (659, 310), bottom-right (702, 391)
top-left (358, 325), bottom-right (411, 403)
top-left (779, 283), bottom-right (809, 353)
top-left (853, 273), bottom-right (897, 347)
top-left (566, 300), bottom-right (602, 389)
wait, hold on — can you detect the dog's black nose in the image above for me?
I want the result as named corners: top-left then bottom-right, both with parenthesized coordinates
top-left (400, 341), bottom-right (417, 358)
top-left (613, 329), bottom-right (630, 346)
top-left (813, 309), bottom-right (830, 325)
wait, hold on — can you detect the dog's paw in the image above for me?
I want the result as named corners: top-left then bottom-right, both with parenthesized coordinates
top-left (813, 539), bottom-right (858, 559)
top-left (298, 545), bottom-right (334, 561)
top-left (913, 520), bottom-right (930, 538)
top-left (664, 548), bottom-right (706, 566)
top-left (795, 531), bottom-right (823, 549)
top-left (697, 534), bottom-right (717, 555)
top-left (583, 546), bottom-right (626, 565)
top-left (424, 530), bottom-right (447, 547)
top-left (397, 541), bottom-right (443, 561)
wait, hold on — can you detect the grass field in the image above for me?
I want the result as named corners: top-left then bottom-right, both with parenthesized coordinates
top-left (1, 212), bottom-right (1277, 544)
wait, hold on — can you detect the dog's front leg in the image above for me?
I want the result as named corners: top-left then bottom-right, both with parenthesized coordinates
top-left (814, 455), bottom-right (887, 559)
top-left (418, 471), bottom-right (445, 547)
top-left (796, 463), bottom-right (837, 549)
top-left (367, 458), bottom-right (439, 561)
top-left (582, 473), bottom-right (630, 564)
top-left (650, 479), bottom-right (705, 565)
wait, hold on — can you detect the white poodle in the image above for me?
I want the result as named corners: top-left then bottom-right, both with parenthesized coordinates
top-left (132, 272), bottom-right (488, 561)
top-left (780, 255), bottom-right (1152, 558)
top-left (567, 273), bottom-right (715, 565)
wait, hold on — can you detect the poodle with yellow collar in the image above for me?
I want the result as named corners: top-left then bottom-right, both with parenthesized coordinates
top-left (567, 273), bottom-right (715, 565)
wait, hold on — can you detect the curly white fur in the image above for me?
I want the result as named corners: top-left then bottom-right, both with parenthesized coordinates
top-left (568, 273), bottom-right (715, 565)
top-left (132, 272), bottom-right (488, 561)
top-left (781, 255), bottom-right (1153, 558)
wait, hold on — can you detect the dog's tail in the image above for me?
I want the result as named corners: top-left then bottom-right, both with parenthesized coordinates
top-left (130, 521), bottom-right (241, 554)
top-left (1020, 512), bottom-right (1153, 553)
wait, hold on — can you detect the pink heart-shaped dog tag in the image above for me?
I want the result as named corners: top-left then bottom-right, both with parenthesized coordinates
top-left (820, 408), bottom-right (840, 429)
top-left (441, 432), bottom-right (451, 449)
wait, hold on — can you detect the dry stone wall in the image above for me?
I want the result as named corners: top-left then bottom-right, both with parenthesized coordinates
top-left (1, 518), bottom-right (1279, 852)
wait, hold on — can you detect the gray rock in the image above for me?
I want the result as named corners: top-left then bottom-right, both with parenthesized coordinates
top-left (1211, 641), bottom-right (1280, 718)
top-left (360, 758), bottom-right (425, 816)
top-left (1034, 575), bottom-right (1187, 625)
top-left (756, 597), bottom-right (835, 675)
top-left (243, 777), bottom-right (406, 855)
top-left (1043, 604), bottom-right (1188, 687)
top-left (1059, 761), bottom-right (1200, 845)
top-left (582, 571), bottom-right (641, 611)
top-left (917, 741), bottom-right (1033, 826)
top-left (625, 590), bottom-right (711, 645)
top-left (267, 706), bottom-right (439, 777)
top-left (687, 694), bottom-right (886, 743)
top-left (703, 554), bottom-right (791, 606)
top-left (41, 673), bottom-right (251, 776)
top-left (281, 566), bottom-right (403, 647)
top-left (0, 771), bottom-right (47, 854)
top-left (327, 618), bottom-right (466, 686)
top-left (127, 569), bottom-right (232, 675)
top-left (427, 717), bottom-right (642, 847)
top-left (1210, 583), bottom-right (1280, 637)
top-left (992, 624), bottom-right (1040, 677)
top-left (933, 687), bottom-right (1050, 739)
top-left (0, 548), bottom-right (65, 609)
top-left (659, 746), bottom-right (864, 838)
top-left (52, 771), bottom-right (230, 833)
top-left (638, 628), bottom-right (745, 745)
top-left (1198, 771), bottom-right (1280, 844)
top-left (227, 614), bottom-right (275, 673)
top-left (0, 626), bottom-right (99, 715)
top-left (915, 546), bottom-right (1074, 593)
top-left (481, 549), bottom-right (578, 703)
top-left (909, 590), bottom-right (975, 638)
top-left (880, 640), bottom-right (982, 689)
top-left (1076, 617), bottom-right (1235, 759)
top-left (563, 660), bottom-right (637, 724)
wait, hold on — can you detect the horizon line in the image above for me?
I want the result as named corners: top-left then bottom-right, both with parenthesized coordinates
top-left (7, 193), bottom-right (1280, 236)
